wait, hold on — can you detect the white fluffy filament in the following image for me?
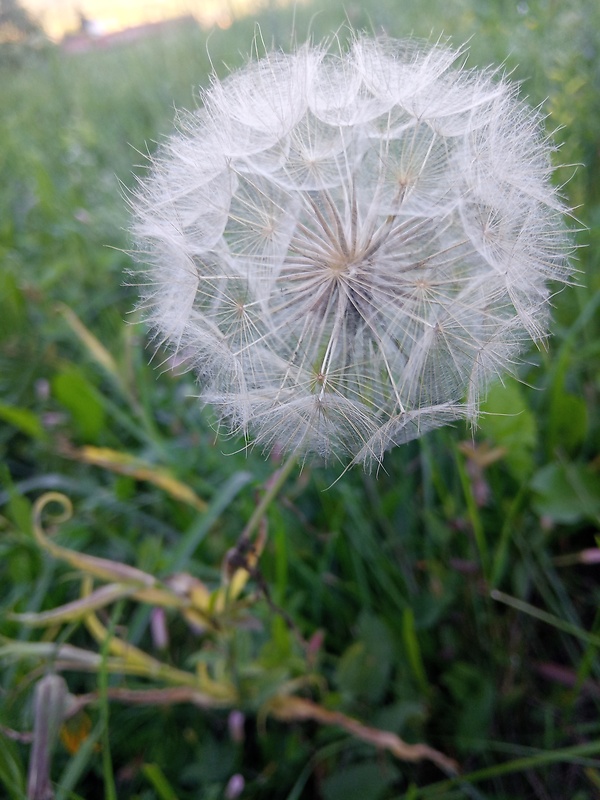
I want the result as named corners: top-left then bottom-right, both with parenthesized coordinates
top-left (131, 36), bottom-right (573, 469)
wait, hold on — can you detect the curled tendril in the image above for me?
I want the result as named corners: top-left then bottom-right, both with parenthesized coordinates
top-left (29, 493), bottom-right (166, 588)
top-left (32, 492), bottom-right (73, 556)
top-left (33, 491), bottom-right (73, 528)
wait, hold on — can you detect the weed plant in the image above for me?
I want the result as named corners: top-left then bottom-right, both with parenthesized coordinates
top-left (1, 0), bottom-right (599, 798)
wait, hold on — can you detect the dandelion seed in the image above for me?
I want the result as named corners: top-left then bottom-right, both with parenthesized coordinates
top-left (131, 35), bottom-right (574, 469)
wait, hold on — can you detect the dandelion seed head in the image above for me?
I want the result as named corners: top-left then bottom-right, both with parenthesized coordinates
top-left (131, 35), bottom-right (574, 470)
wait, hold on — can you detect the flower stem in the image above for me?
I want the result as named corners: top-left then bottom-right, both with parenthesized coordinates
top-left (239, 452), bottom-right (298, 544)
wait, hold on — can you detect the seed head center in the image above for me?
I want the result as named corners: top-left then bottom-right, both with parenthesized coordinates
top-left (327, 252), bottom-right (359, 276)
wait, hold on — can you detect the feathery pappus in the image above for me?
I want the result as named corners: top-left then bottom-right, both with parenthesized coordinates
top-left (131, 35), bottom-right (574, 469)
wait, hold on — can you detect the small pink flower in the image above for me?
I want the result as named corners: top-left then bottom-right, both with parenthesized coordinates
top-left (228, 710), bottom-right (245, 743)
top-left (150, 607), bottom-right (169, 651)
top-left (225, 773), bottom-right (245, 799)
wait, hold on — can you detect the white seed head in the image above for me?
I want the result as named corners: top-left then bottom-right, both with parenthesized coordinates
top-left (131, 36), bottom-right (574, 469)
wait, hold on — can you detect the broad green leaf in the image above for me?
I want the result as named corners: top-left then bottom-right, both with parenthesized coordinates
top-left (548, 392), bottom-right (588, 453)
top-left (336, 641), bottom-right (367, 696)
top-left (0, 402), bottom-right (46, 440)
top-left (479, 379), bottom-right (537, 480)
top-left (0, 467), bottom-right (33, 536)
top-left (336, 613), bottom-right (394, 704)
top-left (530, 462), bottom-right (600, 524)
top-left (52, 366), bottom-right (106, 441)
top-left (260, 616), bottom-right (293, 668)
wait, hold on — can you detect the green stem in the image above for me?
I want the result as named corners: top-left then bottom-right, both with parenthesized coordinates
top-left (99, 602), bottom-right (123, 800)
top-left (406, 738), bottom-right (600, 798)
top-left (491, 590), bottom-right (600, 648)
top-left (239, 452), bottom-right (298, 543)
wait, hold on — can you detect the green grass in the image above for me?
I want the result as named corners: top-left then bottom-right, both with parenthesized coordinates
top-left (1, 0), bottom-right (600, 798)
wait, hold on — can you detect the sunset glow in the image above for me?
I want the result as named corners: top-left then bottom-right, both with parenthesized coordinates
top-left (21, 0), bottom-right (289, 41)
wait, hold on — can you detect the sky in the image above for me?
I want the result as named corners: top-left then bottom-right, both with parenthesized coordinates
top-left (21, 0), bottom-right (273, 40)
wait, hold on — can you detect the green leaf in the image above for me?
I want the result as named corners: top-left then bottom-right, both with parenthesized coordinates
top-left (260, 616), bottom-right (293, 668)
top-left (0, 270), bottom-right (26, 339)
top-left (442, 662), bottom-right (495, 753)
top-left (0, 734), bottom-right (26, 800)
top-left (479, 378), bottom-right (537, 480)
top-left (0, 402), bottom-right (46, 440)
top-left (142, 763), bottom-right (180, 800)
top-left (51, 365), bottom-right (106, 441)
top-left (401, 608), bottom-right (429, 696)
top-left (530, 462), bottom-right (600, 524)
top-left (56, 720), bottom-right (104, 800)
top-left (321, 762), bottom-right (399, 800)
top-left (336, 641), bottom-right (368, 697)
top-left (0, 467), bottom-right (33, 536)
top-left (548, 392), bottom-right (588, 453)
top-left (336, 613), bottom-right (394, 704)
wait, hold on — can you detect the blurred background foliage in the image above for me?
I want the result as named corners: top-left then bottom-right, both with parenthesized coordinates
top-left (0, 0), bottom-right (48, 66)
top-left (1, 0), bottom-right (600, 798)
